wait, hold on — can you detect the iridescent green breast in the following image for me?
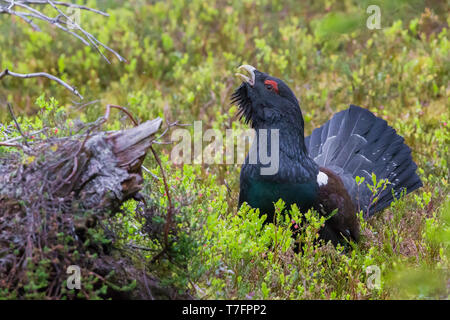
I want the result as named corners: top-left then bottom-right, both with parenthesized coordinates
top-left (245, 178), bottom-right (319, 221)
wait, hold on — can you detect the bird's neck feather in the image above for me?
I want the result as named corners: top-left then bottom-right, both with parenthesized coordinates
top-left (249, 123), bottom-right (318, 183)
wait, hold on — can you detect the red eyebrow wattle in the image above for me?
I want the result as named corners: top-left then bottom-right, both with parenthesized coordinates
top-left (264, 80), bottom-right (279, 93)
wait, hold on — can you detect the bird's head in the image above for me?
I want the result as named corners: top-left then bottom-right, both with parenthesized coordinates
top-left (232, 65), bottom-right (305, 132)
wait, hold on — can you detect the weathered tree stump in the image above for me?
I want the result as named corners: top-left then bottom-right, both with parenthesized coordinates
top-left (0, 118), bottom-right (162, 211)
top-left (0, 117), bottom-right (191, 299)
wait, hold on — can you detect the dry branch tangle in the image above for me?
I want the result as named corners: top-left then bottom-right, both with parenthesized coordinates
top-left (1, 1), bottom-right (127, 103)
top-left (0, 0), bottom-right (125, 63)
top-left (0, 118), bottom-right (162, 213)
top-left (0, 118), bottom-right (193, 299)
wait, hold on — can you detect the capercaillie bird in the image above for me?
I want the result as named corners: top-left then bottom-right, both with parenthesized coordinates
top-left (232, 65), bottom-right (422, 246)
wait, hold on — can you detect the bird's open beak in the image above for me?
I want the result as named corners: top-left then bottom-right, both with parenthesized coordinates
top-left (235, 65), bottom-right (256, 86)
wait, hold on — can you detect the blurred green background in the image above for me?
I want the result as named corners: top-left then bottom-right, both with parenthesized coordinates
top-left (0, 0), bottom-right (448, 299)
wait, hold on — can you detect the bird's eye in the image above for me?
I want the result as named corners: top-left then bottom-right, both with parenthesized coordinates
top-left (264, 80), bottom-right (279, 94)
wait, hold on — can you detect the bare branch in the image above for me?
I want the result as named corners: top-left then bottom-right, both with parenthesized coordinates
top-left (0, 68), bottom-right (83, 99)
top-left (46, 0), bottom-right (113, 63)
top-left (12, 0), bottom-right (109, 16)
top-left (0, 7), bottom-right (42, 30)
top-left (0, 0), bottom-right (126, 63)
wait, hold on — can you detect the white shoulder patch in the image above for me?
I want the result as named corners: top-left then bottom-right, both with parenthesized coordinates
top-left (317, 171), bottom-right (328, 186)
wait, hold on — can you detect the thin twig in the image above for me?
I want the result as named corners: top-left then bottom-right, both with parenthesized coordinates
top-left (142, 270), bottom-right (154, 300)
top-left (150, 146), bottom-right (174, 250)
top-left (1, 8), bottom-right (41, 30)
top-left (71, 99), bottom-right (100, 111)
top-left (7, 103), bottom-right (30, 148)
top-left (142, 165), bottom-right (161, 181)
top-left (127, 243), bottom-right (154, 252)
top-left (46, 0), bottom-right (112, 63)
top-left (103, 104), bottom-right (139, 126)
top-left (0, 0), bottom-right (126, 63)
top-left (0, 142), bottom-right (23, 148)
top-left (12, 0), bottom-right (109, 16)
top-left (0, 69), bottom-right (83, 99)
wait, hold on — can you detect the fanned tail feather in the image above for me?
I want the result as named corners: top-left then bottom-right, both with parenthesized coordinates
top-left (305, 105), bottom-right (422, 217)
